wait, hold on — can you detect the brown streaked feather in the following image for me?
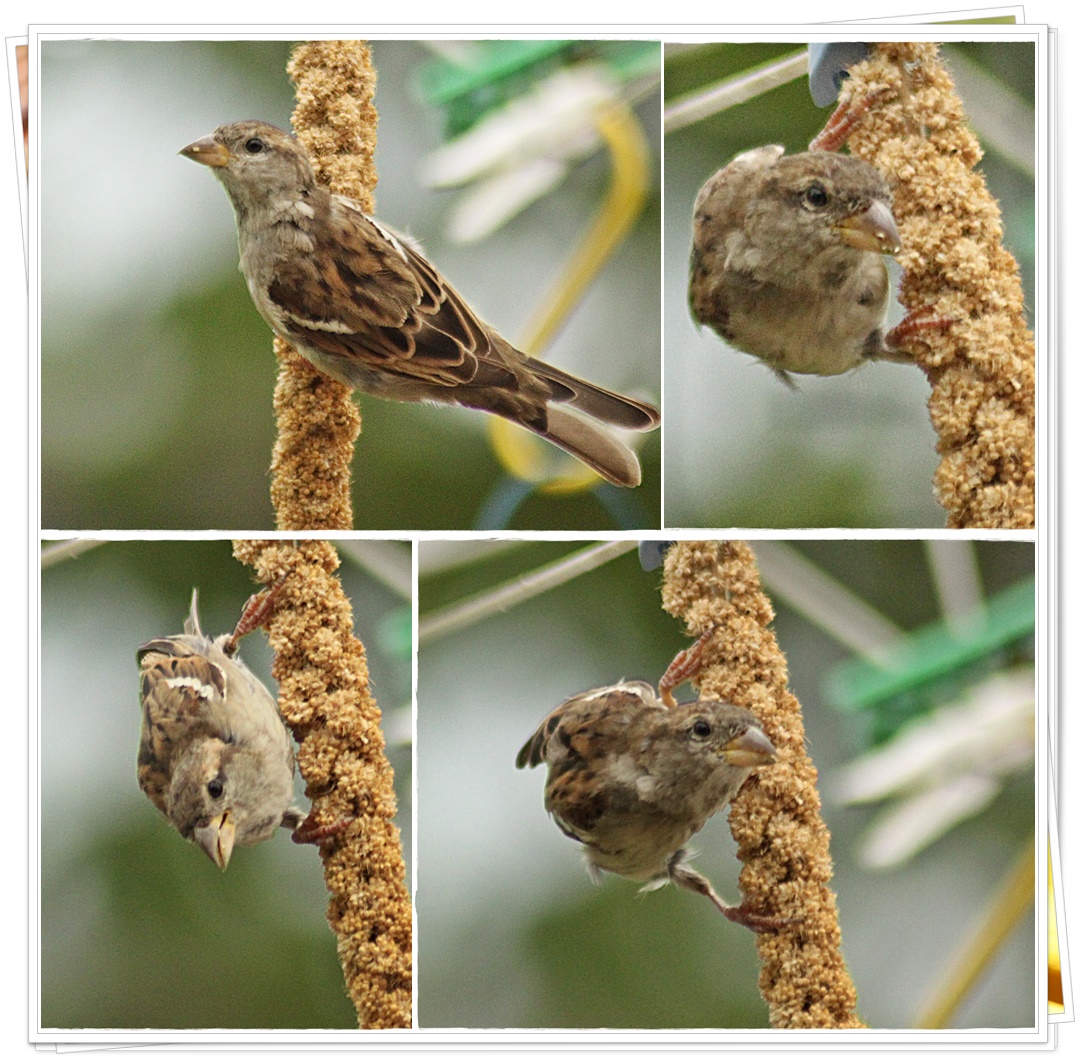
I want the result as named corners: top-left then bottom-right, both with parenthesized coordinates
top-left (532, 407), bottom-right (642, 487)
top-left (137, 651), bottom-right (227, 815)
top-left (185, 120), bottom-right (661, 486)
top-left (135, 589), bottom-right (304, 868)
top-left (515, 681), bottom-right (659, 770)
top-left (268, 200), bottom-right (499, 385)
top-left (528, 360), bottom-right (661, 431)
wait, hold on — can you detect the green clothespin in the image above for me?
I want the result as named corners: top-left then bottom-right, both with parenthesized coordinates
top-left (826, 575), bottom-right (1036, 745)
top-left (417, 40), bottom-right (660, 137)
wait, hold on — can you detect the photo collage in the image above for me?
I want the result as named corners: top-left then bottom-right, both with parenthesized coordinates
top-left (27, 21), bottom-right (1059, 1051)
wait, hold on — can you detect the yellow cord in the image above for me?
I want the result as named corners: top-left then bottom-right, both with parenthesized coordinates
top-left (915, 837), bottom-right (1036, 1028)
top-left (487, 95), bottom-right (651, 493)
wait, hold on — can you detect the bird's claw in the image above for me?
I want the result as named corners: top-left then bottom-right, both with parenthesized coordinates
top-left (810, 89), bottom-right (890, 152)
top-left (291, 813), bottom-right (353, 846)
top-left (658, 627), bottom-right (719, 707)
top-left (885, 306), bottom-right (953, 354)
top-left (225, 574), bottom-right (290, 655)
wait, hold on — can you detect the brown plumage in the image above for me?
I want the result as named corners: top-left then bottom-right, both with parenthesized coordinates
top-left (689, 144), bottom-right (904, 383)
top-left (181, 120), bottom-right (660, 487)
top-left (517, 678), bottom-right (790, 932)
top-left (136, 587), bottom-right (302, 868)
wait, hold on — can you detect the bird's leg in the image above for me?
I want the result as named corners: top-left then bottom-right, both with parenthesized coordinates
top-left (884, 305), bottom-right (954, 359)
top-left (225, 574), bottom-right (290, 655)
top-left (887, 305), bottom-right (954, 346)
top-left (668, 852), bottom-right (796, 934)
top-left (289, 810), bottom-right (353, 847)
top-left (658, 627), bottom-right (718, 707)
top-left (809, 88), bottom-right (889, 152)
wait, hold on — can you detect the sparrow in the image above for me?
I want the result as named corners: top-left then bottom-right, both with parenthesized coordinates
top-left (181, 120), bottom-right (660, 487)
top-left (689, 144), bottom-right (905, 382)
top-left (136, 583), bottom-right (304, 868)
top-left (516, 637), bottom-right (790, 932)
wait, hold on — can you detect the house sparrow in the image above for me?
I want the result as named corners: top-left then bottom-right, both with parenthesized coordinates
top-left (516, 642), bottom-right (790, 932)
top-left (181, 120), bottom-right (660, 487)
top-left (689, 144), bottom-right (905, 382)
top-left (136, 583), bottom-right (304, 868)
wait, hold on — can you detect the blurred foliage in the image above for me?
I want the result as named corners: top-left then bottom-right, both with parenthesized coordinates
top-left (663, 41), bottom-right (1036, 528)
top-left (39, 39), bottom-right (661, 530)
top-left (416, 539), bottom-right (1035, 1028)
top-left (39, 539), bottom-right (411, 1030)
top-left (524, 887), bottom-right (768, 1028)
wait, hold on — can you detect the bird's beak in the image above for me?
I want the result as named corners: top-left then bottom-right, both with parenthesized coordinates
top-left (194, 813), bottom-right (236, 869)
top-left (180, 134), bottom-right (230, 168)
top-left (720, 726), bottom-right (778, 769)
top-left (835, 199), bottom-right (902, 255)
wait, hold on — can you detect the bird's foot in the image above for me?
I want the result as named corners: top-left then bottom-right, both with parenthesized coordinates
top-left (885, 305), bottom-right (954, 355)
top-left (290, 812), bottom-right (353, 847)
top-left (225, 574), bottom-right (290, 655)
top-left (810, 88), bottom-right (890, 152)
top-left (669, 855), bottom-right (797, 934)
top-left (659, 627), bottom-right (719, 707)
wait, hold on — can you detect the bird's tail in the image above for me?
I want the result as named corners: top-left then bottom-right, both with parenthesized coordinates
top-left (527, 359), bottom-right (660, 432)
top-left (529, 405), bottom-right (644, 488)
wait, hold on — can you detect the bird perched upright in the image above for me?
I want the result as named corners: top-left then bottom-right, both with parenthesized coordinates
top-left (136, 585), bottom-right (303, 868)
top-left (689, 144), bottom-right (905, 382)
top-left (181, 120), bottom-right (660, 487)
top-left (517, 640), bottom-right (790, 932)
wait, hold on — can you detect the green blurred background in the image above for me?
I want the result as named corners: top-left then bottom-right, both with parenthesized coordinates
top-left (416, 539), bottom-right (1036, 1028)
top-left (39, 538), bottom-right (411, 1029)
top-left (39, 39), bottom-right (661, 531)
top-left (663, 40), bottom-right (1036, 527)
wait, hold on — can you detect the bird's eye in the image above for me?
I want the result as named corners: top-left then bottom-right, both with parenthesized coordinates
top-left (244, 137), bottom-right (266, 154)
top-left (207, 779), bottom-right (224, 798)
top-left (691, 718), bottom-right (712, 739)
top-left (803, 183), bottom-right (830, 209)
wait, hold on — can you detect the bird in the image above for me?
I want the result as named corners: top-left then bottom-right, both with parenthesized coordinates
top-left (180, 120), bottom-right (660, 487)
top-left (689, 144), bottom-right (905, 383)
top-left (516, 673), bottom-right (790, 933)
top-left (136, 584), bottom-right (303, 868)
